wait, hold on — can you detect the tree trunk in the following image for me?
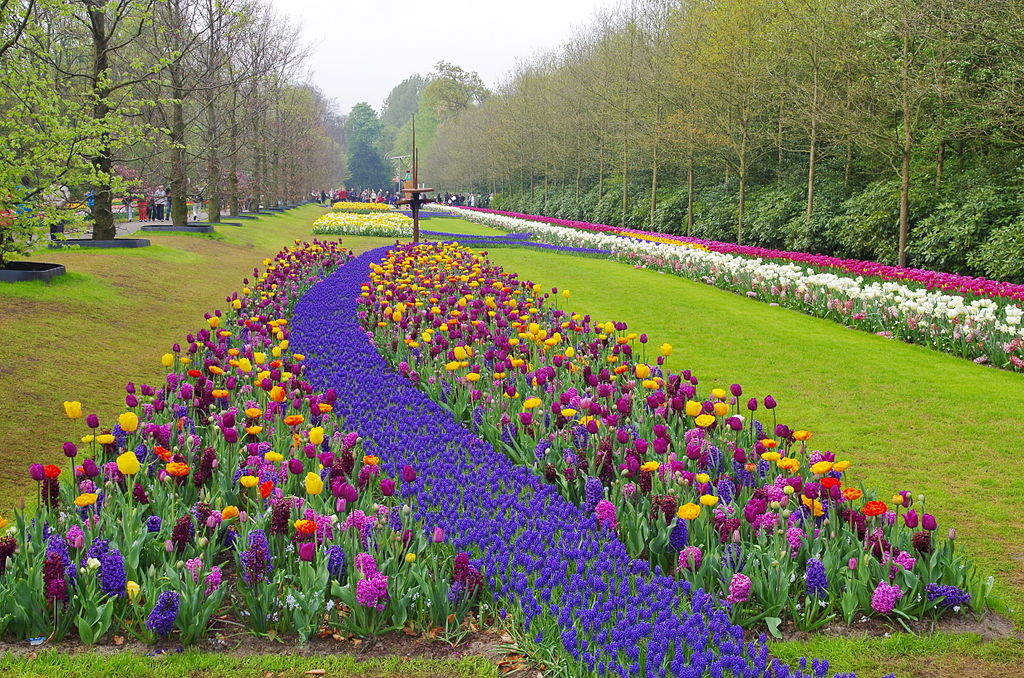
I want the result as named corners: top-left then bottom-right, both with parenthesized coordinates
top-left (806, 115), bottom-right (817, 221)
top-left (898, 32), bottom-right (912, 267)
top-left (621, 131), bottom-right (628, 227)
top-left (206, 97), bottom-right (221, 223)
top-left (936, 139), bottom-right (945, 186)
top-left (169, 63), bottom-right (188, 227)
top-left (89, 6), bottom-right (115, 240)
top-left (650, 103), bottom-right (660, 229)
top-left (686, 138), bottom-right (694, 237)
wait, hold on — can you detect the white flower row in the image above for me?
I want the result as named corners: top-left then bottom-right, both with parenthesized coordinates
top-left (312, 211), bottom-right (412, 237)
top-left (437, 205), bottom-right (1024, 370)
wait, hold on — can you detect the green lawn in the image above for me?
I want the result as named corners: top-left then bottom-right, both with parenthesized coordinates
top-left (478, 246), bottom-right (1024, 678)
top-left (0, 650), bottom-right (497, 678)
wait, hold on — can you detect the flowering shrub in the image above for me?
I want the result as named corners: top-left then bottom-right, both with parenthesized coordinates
top-left (312, 211), bottom-right (413, 237)
top-left (357, 242), bottom-right (987, 632)
top-left (438, 206), bottom-right (1024, 371)
top-left (0, 240), bottom-right (490, 645)
top-left (331, 201), bottom-right (394, 213)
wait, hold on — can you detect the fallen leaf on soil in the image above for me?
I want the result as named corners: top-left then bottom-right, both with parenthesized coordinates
top-left (402, 626), bottom-right (418, 636)
top-left (351, 638), bottom-right (362, 646)
top-left (317, 629), bottom-right (334, 639)
top-left (113, 636), bottom-right (124, 646)
top-left (499, 632), bottom-right (513, 643)
top-left (305, 671), bottom-right (326, 676)
top-left (332, 634), bottom-right (345, 642)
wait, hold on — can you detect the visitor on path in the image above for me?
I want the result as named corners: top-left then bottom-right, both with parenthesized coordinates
top-left (152, 186), bottom-right (166, 221)
top-left (190, 191), bottom-right (203, 222)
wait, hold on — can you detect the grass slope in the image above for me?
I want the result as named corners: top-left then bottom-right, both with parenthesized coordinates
top-left (478, 247), bottom-right (1024, 678)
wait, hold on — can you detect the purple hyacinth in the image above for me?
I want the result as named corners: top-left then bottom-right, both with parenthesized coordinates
top-left (99, 548), bottom-right (127, 597)
top-left (668, 519), bottom-right (689, 551)
top-left (145, 591), bottom-right (180, 637)
top-left (925, 583), bottom-right (970, 608)
top-left (326, 545), bottom-right (347, 583)
top-left (805, 558), bottom-right (828, 598)
top-left (726, 573), bottom-right (752, 604)
top-left (146, 515), bottom-right (162, 533)
top-left (240, 529), bottom-right (273, 584)
top-left (583, 476), bottom-right (603, 512)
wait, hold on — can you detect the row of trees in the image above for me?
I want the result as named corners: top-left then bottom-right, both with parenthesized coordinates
top-left (1, 0), bottom-right (344, 257)
top-left (420, 0), bottom-right (1024, 279)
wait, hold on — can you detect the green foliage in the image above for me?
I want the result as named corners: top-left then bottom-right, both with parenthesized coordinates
top-left (344, 103), bottom-right (391, 190)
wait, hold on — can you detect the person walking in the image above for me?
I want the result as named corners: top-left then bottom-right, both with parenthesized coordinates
top-left (152, 186), bottom-right (166, 221)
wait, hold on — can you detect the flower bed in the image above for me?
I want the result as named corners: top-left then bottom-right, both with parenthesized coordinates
top-left (331, 202), bottom-right (394, 213)
top-left (0, 240), bottom-right (491, 646)
top-left (437, 206), bottom-right (1024, 371)
top-left (312, 211), bottom-right (414, 237)
top-left (357, 242), bottom-right (986, 635)
top-left (455, 207), bottom-right (1024, 302)
top-left (291, 245), bottom-right (848, 678)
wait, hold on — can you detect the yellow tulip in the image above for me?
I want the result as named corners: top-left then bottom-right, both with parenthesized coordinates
top-left (684, 401), bottom-right (702, 417)
top-left (221, 505), bottom-right (240, 520)
top-left (207, 316), bottom-right (221, 329)
top-left (308, 427), bottom-right (324, 445)
top-left (63, 401), bottom-right (82, 419)
top-left (635, 364), bottom-right (651, 379)
top-left (118, 412), bottom-right (139, 433)
top-left (239, 475), bottom-right (258, 488)
top-left (712, 402), bottom-right (729, 417)
top-left (660, 343), bottom-right (673, 357)
top-left (810, 461), bottom-right (834, 476)
top-left (640, 461), bottom-right (659, 472)
top-left (74, 493), bottom-right (98, 507)
top-left (711, 388), bottom-right (727, 400)
top-left (466, 372), bottom-right (481, 382)
top-left (116, 451), bottom-right (141, 475)
top-left (560, 408), bottom-right (577, 417)
top-left (699, 494), bottom-right (719, 507)
top-left (96, 434), bottom-right (115, 445)
top-left (264, 451), bottom-right (283, 463)
top-left (694, 414), bottom-right (716, 428)
top-left (523, 397), bottom-right (542, 409)
top-left (81, 434), bottom-right (95, 444)
top-left (676, 503), bottom-right (700, 520)
top-left (305, 472), bottom-right (324, 495)
top-left (405, 552), bottom-right (417, 563)
top-left (126, 580), bottom-right (140, 601)
top-left (0, 515), bottom-right (8, 531)
top-left (453, 346), bottom-right (468, 361)
top-left (161, 353), bottom-right (175, 367)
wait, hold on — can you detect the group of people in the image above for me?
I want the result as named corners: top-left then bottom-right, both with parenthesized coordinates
top-left (436, 192), bottom-right (490, 208)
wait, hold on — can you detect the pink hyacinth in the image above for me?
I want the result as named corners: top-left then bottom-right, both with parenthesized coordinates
top-left (185, 556), bottom-right (203, 584)
top-left (871, 581), bottom-right (903, 614)
top-left (726, 573), bottom-right (752, 604)
top-left (595, 500), bottom-right (617, 529)
top-left (356, 572), bottom-right (389, 610)
top-left (678, 545), bottom-right (702, 570)
top-left (204, 566), bottom-right (222, 595)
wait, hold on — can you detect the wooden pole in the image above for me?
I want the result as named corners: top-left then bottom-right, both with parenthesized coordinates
top-left (412, 117), bottom-right (419, 244)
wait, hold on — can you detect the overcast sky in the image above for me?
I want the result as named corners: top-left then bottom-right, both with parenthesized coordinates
top-left (269, 0), bottom-right (614, 114)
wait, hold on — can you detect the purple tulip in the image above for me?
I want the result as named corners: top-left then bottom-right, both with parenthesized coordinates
top-left (29, 463), bottom-right (45, 482)
top-left (764, 395), bottom-right (777, 409)
top-left (903, 509), bottom-right (919, 529)
top-left (401, 465), bottom-right (416, 483)
top-left (380, 478), bottom-right (395, 497)
top-left (86, 414), bottom-right (100, 429)
top-left (298, 542), bottom-right (315, 562)
top-left (746, 398), bottom-right (758, 411)
top-left (922, 514), bottom-right (937, 531)
top-left (341, 484), bottom-right (358, 503)
top-left (63, 442), bottom-right (78, 458)
top-left (287, 458), bottom-right (303, 475)
top-left (82, 458), bottom-right (100, 478)
top-left (432, 526), bottom-right (445, 543)
top-left (730, 383), bottom-right (742, 397)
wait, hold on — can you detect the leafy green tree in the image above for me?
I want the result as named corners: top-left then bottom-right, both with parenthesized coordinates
top-left (344, 102), bottom-right (390, 190)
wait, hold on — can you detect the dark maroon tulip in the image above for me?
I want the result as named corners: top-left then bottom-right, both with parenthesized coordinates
top-left (223, 428), bottom-right (238, 444)
top-left (730, 383), bottom-right (742, 397)
top-left (288, 458), bottom-right (303, 475)
top-left (298, 542), bottom-right (315, 562)
top-left (727, 417), bottom-right (743, 431)
top-left (125, 394), bottom-right (139, 408)
top-left (63, 442), bottom-right (78, 458)
top-left (341, 484), bottom-right (358, 502)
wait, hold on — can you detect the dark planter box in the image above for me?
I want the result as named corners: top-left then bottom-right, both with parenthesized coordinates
top-left (229, 214), bottom-right (259, 219)
top-left (49, 238), bottom-right (150, 249)
top-left (140, 224), bottom-right (215, 234)
top-left (0, 261), bottom-right (67, 283)
top-left (188, 221), bottom-right (243, 227)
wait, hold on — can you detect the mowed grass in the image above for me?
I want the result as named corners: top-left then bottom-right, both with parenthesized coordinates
top-left (479, 247), bottom-right (1024, 678)
top-left (0, 205), bottom-right (450, 510)
top-left (0, 649), bottom-right (497, 678)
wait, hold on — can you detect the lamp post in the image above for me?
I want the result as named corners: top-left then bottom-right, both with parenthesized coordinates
top-left (395, 117), bottom-right (433, 243)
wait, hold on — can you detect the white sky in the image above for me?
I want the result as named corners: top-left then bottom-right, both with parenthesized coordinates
top-left (270, 0), bottom-right (614, 114)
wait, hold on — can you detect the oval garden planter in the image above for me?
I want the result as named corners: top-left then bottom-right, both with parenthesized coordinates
top-left (140, 224), bottom-right (215, 234)
top-left (0, 261), bottom-right (66, 283)
top-left (49, 238), bottom-right (150, 249)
